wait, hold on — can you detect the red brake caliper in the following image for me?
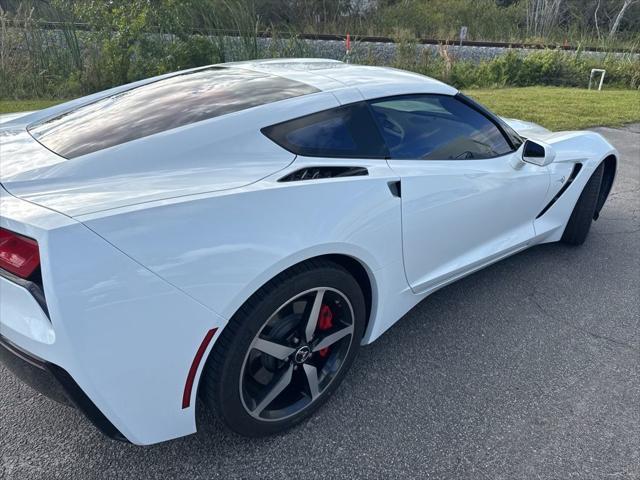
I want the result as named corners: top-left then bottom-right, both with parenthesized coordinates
top-left (317, 304), bottom-right (334, 358)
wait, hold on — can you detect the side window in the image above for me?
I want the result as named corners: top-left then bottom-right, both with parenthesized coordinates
top-left (261, 102), bottom-right (388, 158)
top-left (369, 95), bottom-right (514, 160)
top-left (457, 93), bottom-right (523, 149)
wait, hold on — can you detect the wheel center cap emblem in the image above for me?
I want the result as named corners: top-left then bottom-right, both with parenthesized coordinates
top-left (294, 345), bottom-right (311, 364)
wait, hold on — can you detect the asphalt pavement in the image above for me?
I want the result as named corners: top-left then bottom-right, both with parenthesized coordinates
top-left (1, 124), bottom-right (638, 480)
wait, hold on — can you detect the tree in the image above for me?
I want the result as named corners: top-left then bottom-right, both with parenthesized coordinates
top-left (609, 0), bottom-right (639, 37)
top-left (526, 0), bottom-right (564, 37)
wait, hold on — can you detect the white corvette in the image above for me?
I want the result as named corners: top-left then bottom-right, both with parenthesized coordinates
top-left (0, 59), bottom-right (617, 444)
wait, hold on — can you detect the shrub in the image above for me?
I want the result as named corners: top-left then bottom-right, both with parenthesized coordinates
top-left (436, 49), bottom-right (640, 89)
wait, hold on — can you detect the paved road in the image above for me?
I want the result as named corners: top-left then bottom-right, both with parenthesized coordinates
top-left (1, 125), bottom-right (638, 480)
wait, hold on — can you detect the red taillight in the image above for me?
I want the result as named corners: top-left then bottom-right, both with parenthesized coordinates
top-left (0, 228), bottom-right (40, 279)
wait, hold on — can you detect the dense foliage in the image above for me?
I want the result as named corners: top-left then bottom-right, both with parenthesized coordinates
top-left (366, 0), bottom-right (640, 43)
top-left (385, 46), bottom-right (640, 90)
top-left (0, 0), bottom-right (638, 99)
top-left (3, 0), bottom-right (639, 44)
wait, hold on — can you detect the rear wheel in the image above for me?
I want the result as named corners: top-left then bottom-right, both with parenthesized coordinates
top-left (561, 162), bottom-right (605, 246)
top-left (199, 260), bottom-right (365, 437)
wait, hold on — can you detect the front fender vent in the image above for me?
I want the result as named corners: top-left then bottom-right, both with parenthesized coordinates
top-left (278, 166), bottom-right (368, 183)
top-left (536, 163), bottom-right (582, 219)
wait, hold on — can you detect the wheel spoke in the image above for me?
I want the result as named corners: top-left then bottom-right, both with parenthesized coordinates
top-left (253, 364), bottom-right (293, 415)
top-left (241, 287), bottom-right (358, 421)
top-left (304, 288), bottom-right (326, 342)
top-left (313, 325), bottom-right (353, 352)
top-left (302, 364), bottom-right (320, 401)
top-left (253, 338), bottom-right (295, 360)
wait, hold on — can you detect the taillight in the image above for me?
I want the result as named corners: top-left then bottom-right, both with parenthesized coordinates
top-left (0, 228), bottom-right (40, 279)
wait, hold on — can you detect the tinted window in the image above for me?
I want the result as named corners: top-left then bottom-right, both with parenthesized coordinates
top-left (29, 67), bottom-right (319, 159)
top-left (369, 95), bottom-right (513, 160)
top-left (262, 102), bottom-right (388, 159)
top-left (457, 93), bottom-right (523, 149)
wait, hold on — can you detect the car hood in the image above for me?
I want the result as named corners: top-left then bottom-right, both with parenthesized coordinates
top-left (502, 117), bottom-right (616, 164)
top-left (0, 115), bottom-right (294, 217)
top-left (501, 117), bottom-right (551, 138)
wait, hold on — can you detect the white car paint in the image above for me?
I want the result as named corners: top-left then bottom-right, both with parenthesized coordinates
top-left (389, 149), bottom-right (550, 294)
top-left (0, 59), bottom-right (617, 445)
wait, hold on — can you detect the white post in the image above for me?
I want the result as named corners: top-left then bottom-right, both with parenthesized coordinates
top-left (589, 69), bottom-right (606, 91)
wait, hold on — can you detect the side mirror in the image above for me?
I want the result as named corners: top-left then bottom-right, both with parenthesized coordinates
top-left (522, 139), bottom-right (555, 166)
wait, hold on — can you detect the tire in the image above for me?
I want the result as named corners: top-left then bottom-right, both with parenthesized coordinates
top-left (199, 259), bottom-right (366, 437)
top-left (561, 162), bottom-right (605, 246)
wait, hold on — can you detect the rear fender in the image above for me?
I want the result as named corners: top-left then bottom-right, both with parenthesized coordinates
top-left (0, 186), bottom-right (225, 445)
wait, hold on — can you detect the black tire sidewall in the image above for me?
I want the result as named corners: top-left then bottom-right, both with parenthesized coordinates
top-left (561, 162), bottom-right (605, 245)
top-left (207, 262), bottom-right (366, 437)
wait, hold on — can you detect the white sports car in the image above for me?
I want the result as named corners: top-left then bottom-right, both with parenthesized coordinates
top-left (0, 59), bottom-right (617, 444)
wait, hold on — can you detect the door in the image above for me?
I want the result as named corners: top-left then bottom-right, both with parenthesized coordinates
top-left (369, 94), bottom-right (550, 293)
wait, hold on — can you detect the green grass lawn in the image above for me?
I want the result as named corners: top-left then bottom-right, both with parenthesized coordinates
top-left (464, 87), bottom-right (640, 131)
top-left (0, 99), bottom-right (68, 114)
top-left (1, 87), bottom-right (639, 131)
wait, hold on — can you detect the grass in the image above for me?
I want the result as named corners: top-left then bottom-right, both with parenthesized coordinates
top-left (0, 99), bottom-right (68, 114)
top-left (1, 88), bottom-right (639, 131)
top-left (464, 87), bottom-right (640, 131)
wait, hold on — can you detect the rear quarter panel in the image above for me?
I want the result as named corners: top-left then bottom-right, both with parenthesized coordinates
top-left (0, 186), bottom-right (226, 445)
top-left (78, 158), bottom-right (412, 342)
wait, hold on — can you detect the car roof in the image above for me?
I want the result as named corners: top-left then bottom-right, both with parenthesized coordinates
top-left (218, 58), bottom-right (458, 98)
top-left (24, 59), bottom-right (457, 133)
top-left (20, 58), bottom-right (459, 164)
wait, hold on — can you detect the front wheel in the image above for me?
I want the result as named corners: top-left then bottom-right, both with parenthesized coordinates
top-left (561, 162), bottom-right (605, 246)
top-left (199, 260), bottom-right (366, 437)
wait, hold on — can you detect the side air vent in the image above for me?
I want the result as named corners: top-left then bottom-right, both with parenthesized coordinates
top-left (278, 166), bottom-right (368, 183)
top-left (536, 163), bottom-right (583, 219)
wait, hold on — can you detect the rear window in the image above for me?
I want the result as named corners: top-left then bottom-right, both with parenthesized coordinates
top-left (28, 67), bottom-right (319, 159)
top-left (261, 102), bottom-right (388, 159)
